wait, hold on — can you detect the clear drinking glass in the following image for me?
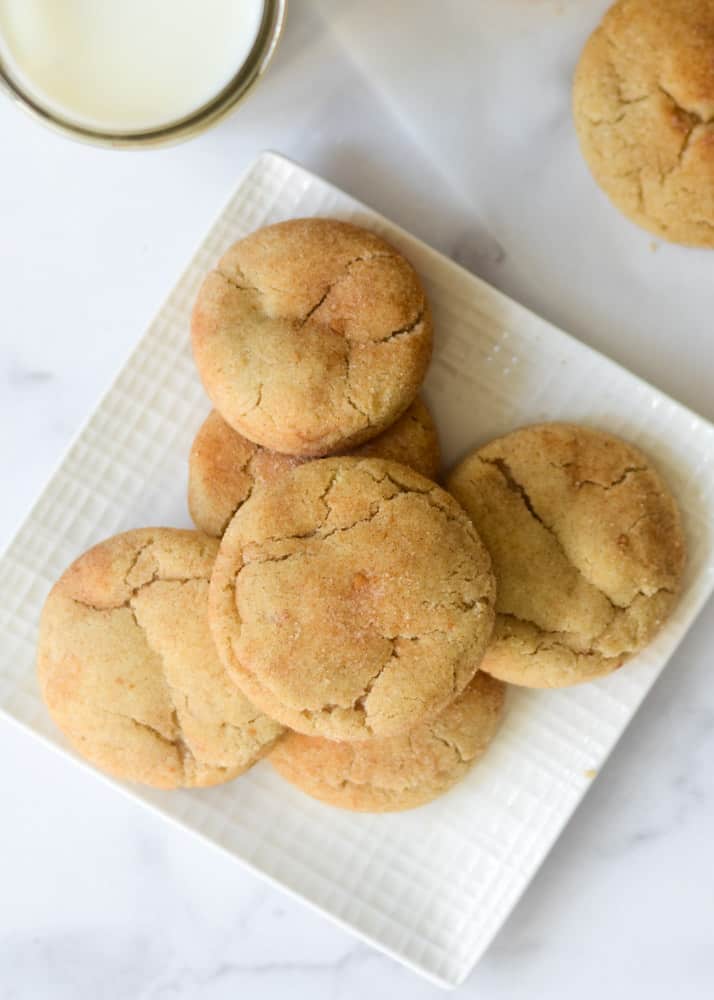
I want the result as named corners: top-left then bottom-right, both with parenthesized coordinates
top-left (0, 0), bottom-right (287, 148)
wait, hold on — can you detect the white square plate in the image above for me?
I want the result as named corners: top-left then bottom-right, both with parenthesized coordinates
top-left (1, 152), bottom-right (713, 989)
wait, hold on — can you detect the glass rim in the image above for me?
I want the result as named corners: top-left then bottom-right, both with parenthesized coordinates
top-left (0, 0), bottom-right (287, 149)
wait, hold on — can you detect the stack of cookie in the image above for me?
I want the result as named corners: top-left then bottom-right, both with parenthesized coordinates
top-left (36, 219), bottom-right (685, 812)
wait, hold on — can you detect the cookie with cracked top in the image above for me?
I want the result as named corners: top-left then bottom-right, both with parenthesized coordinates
top-left (209, 458), bottom-right (496, 741)
top-left (447, 423), bottom-right (686, 688)
top-left (573, 0), bottom-right (714, 246)
top-left (191, 218), bottom-right (433, 456)
top-left (270, 671), bottom-right (505, 812)
top-left (188, 397), bottom-right (441, 537)
top-left (37, 528), bottom-right (284, 788)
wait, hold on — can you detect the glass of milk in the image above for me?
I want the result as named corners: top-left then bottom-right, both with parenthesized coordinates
top-left (0, 0), bottom-right (286, 146)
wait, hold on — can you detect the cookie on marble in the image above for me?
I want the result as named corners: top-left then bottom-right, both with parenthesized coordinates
top-left (573, 0), bottom-right (714, 246)
top-left (188, 397), bottom-right (441, 537)
top-left (37, 529), bottom-right (284, 788)
top-left (447, 423), bottom-right (685, 688)
top-left (191, 218), bottom-right (433, 456)
top-left (209, 457), bottom-right (496, 741)
top-left (269, 671), bottom-right (506, 812)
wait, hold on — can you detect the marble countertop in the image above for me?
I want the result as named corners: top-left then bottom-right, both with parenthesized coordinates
top-left (1, 2), bottom-right (713, 997)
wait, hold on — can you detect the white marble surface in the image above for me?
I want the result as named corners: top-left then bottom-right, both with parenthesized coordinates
top-left (1, 1), bottom-right (713, 997)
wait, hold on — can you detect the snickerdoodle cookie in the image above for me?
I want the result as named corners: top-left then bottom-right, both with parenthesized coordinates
top-left (188, 397), bottom-right (441, 537)
top-left (573, 0), bottom-right (714, 245)
top-left (269, 671), bottom-right (505, 812)
top-left (209, 458), bottom-right (496, 741)
top-left (191, 218), bottom-right (433, 456)
top-left (448, 424), bottom-right (685, 688)
top-left (37, 529), bottom-right (284, 788)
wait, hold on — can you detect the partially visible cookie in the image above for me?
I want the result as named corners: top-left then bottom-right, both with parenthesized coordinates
top-left (573, 0), bottom-right (714, 246)
top-left (209, 457), bottom-right (496, 741)
top-left (447, 423), bottom-right (686, 688)
top-left (188, 397), bottom-right (441, 537)
top-left (188, 411), bottom-right (301, 538)
top-left (270, 672), bottom-right (505, 812)
top-left (37, 529), bottom-right (284, 788)
top-left (191, 218), bottom-right (433, 456)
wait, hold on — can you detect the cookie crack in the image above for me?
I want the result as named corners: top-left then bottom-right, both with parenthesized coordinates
top-left (615, 168), bottom-right (646, 213)
top-left (298, 287), bottom-right (331, 328)
top-left (588, 587), bottom-right (675, 651)
top-left (499, 610), bottom-right (585, 645)
top-left (334, 751), bottom-right (423, 795)
top-left (123, 537), bottom-right (156, 589)
top-left (216, 267), bottom-right (260, 295)
top-left (236, 383), bottom-right (263, 420)
top-left (88, 710), bottom-right (236, 779)
top-left (600, 34), bottom-right (650, 111)
top-left (604, 32), bottom-right (649, 101)
top-left (217, 455), bottom-right (259, 536)
top-left (125, 597), bottom-right (195, 778)
top-left (657, 83), bottom-right (711, 127)
top-left (69, 574), bottom-right (210, 613)
top-left (238, 502), bottom-right (385, 567)
top-left (528, 636), bottom-right (605, 662)
top-left (312, 256), bottom-right (421, 427)
top-left (577, 466), bottom-right (648, 490)
top-left (352, 643), bottom-right (400, 727)
top-left (423, 490), bottom-right (474, 528)
top-left (480, 456), bottom-right (629, 620)
top-left (583, 94), bottom-right (650, 127)
top-left (236, 477), bottom-right (343, 562)
top-left (368, 468), bottom-right (474, 529)
top-left (422, 594), bottom-right (492, 616)
top-left (298, 252), bottom-right (394, 329)
top-left (655, 87), bottom-right (707, 182)
top-left (367, 466), bottom-right (430, 495)
top-left (548, 461), bottom-right (648, 491)
top-left (499, 592), bottom-right (670, 664)
top-left (498, 612), bottom-right (616, 662)
top-left (333, 773), bottom-right (409, 794)
top-left (381, 628), bottom-right (454, 641)
top-left (218, 713), bottom-right (266, 733)
top-left (317, 469), bottom-right (341, 516)
top-left (623, 508), bottom-right (659, 536)
top-left (299, 639), bottom-right (406, 731)
top-left (480, 456), bottom-right (547, 527)
top-left (320, 504), bottom-right (384, 541)
top-left (374, 308), bottom-right (426, 344)
top-left (94, 705), bottom-right (182, 752)
top-left (672, 122), bottom-right (699, 171)
top-left (428, 730), bottom-right (467, 765)
top-left (343, 345), bottom-right (372, 425)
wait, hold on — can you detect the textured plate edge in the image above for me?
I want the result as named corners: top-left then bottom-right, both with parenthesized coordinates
top-left (2, 150), bottom-right (714, 989)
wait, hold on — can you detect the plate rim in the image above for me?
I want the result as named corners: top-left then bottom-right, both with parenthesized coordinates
top-left (2, 150), bottom-right (714, 989)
